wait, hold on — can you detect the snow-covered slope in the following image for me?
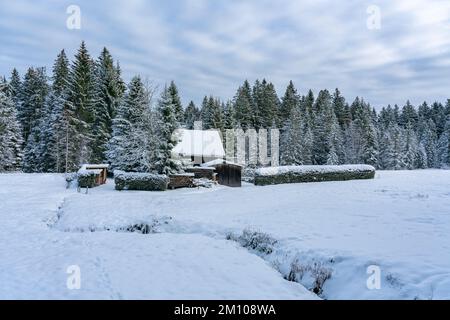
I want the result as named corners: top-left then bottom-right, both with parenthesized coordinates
top-left (1, 170), bottom-right (450, 299)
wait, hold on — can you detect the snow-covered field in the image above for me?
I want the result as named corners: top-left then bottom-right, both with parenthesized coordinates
top-left (1, 170), bottom-right (449, 299)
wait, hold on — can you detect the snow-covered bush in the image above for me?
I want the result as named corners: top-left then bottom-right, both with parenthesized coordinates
top-left (227, 229), bottom-right (277, 255)
top-left (242, 167), bottom-right (256, 183)
top-left (77, 171), bottom-right (97, 188)
top-left (193, 178), bottom-right (217, 188)
top-left (254, 165), bottom-right (375, 186)
top-left (114, 170), bottom-right (169, 191)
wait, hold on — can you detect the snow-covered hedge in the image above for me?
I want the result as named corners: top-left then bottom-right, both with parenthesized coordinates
top-left (77, 171), bottom-right (97, 188)
top-left (254, 165), bottom-right (375, 186)
top-left (114, 170), bottom-right (169, 191)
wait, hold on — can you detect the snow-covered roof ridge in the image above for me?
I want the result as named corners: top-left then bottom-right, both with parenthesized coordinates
top-left (172, 129), bottom-right (225, 158)
top-left (79, 164), bottom-right (109, 170)
top-left (78, 164), bottom-right (109, 174)
top-left (78, 169), bottom-right (103, 175)
top-left (201, 159), bottom-right (242, 167)
top-left (255, 164), bottom-right (375, 176)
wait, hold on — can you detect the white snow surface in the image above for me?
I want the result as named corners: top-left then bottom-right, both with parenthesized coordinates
top-left (1, 170), bottom-right (450, 299)
top-left (255, 164), bottom-right (375, 176)
top-left (0, 174), bottom-right (313, 300)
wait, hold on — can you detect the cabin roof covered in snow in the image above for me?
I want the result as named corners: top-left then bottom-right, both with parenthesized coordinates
top-left (201, 159), bottom-right (242, 168)
top-left (78, 164), bottom-right (109, 174)
top-left (78, 169), bottom-right (103, 175)
top-left (80, 164), bottom-right (109, 170)
top-left (172, 129), bottom-right (225, 158)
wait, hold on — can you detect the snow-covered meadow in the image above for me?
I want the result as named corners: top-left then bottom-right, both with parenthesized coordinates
top-left (1, 170), bottom-right (449, 299)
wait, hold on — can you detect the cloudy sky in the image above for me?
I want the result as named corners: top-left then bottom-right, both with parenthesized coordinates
top-left (1, 0), bottom-right (449, 108)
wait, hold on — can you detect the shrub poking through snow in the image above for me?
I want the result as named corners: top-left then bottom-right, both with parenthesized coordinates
top-left (53, 215), bottom-right (173, 234)
top-left (227, 229), bottom-right (277, 255)
top-left (286, 258), bottom-right (332, 295)
top-left (114, 170), bottom-right (169, 191)
top-left (117, 223), bottom-right (154, 234)
top-left (254, 165), bottom-right (376, 186)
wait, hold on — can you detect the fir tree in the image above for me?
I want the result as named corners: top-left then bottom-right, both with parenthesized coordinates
top-left (402, 123), bottom-right (420, 169)
top-left (21, 67), bottom-right (49, 172)
top-left (184, 101), bottom-right (200, 129)
top-left (40, 50), bottom-right (71, 172)
top-left (332, 88), bottom-right (349, 128)
top-left (223, 100), bottom-right (236, 130)
top-left (167, 81), bottom-right (184, 125)
top-left (0, 80), bottom-right (23, 171)
top-left (280, 105), bottom-right (303, 165)
top-left (419, 119), bottom-right (438, 168)
top-left (107, 76), bottom-right (155, 172)
top-left (400, 100), bottom-right (418, 128)
top-left (279, 81), bottom-right (299, 128)
top-left (9, 68), bottom-right (22, 112)
top-left (154, 85), bottom-right (182, 174)
top-left (19, 67), bottom-right (48, 143)
top-left (233, 80), bottom-right (254, 130)
top-left (437, 116), bottom-right (450, 167)
top-left (91, 47), bottom-right (124, 163)
top-left (66, 41), bottom-right (96, 168)
top-left (256, 80), bottom-right (279, 129)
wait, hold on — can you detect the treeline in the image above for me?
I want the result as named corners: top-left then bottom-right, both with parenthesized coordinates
top-left (0, 42), bottom-right (449, 173)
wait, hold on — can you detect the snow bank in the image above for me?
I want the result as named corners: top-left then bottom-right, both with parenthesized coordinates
top-left (254, 165), bottom-right (375, 185)
top-left (114, 170), bottom-right (169, 191)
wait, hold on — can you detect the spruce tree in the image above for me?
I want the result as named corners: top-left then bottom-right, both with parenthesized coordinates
top-left (9, 68), bottom-right (22, 112)
top-left (107, 76), bottom-right (155, 172)
top-left (279, 81), bottom-right (299, 129)
top-left (91, 47), bottom-right (124, 163)
top-left (233, 80), bottom-right (254, 130)
top-left (280, 105), bottom-right (303, 165)
top-left (332, 88), bottom-right (349, 128)
top-left (167, 81), bottom-right (184, 125)
top-left (223, 100), bottom-right (236, 130)
top-left (402, 122), bottom-right (420, 169)
top-left (437, 116), bottom-right (450, 167)
top-left (400, 100), bottom-right (418, 128)
top-left (256, 80), bottom-right (279, 129)
top-left (42, 50), bottom-right (71, 172)
top-left (312, 90), bottom-right (335, 164)
top-left (19, 67), bottom-right (48, 143)
top-left (420, 119), bottom-right (438, 168)
top-left (154, 85), bottom-right (182, 174)
top-left (21, 67), bottom-right (49, 172)
top-left (184, 101), bottom-right (200, 129)
top-left (0, 80), bottom-right (23, 171)
top-left (66, 41), bottom-right (96, 168)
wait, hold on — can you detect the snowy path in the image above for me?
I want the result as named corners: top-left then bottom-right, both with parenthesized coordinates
top-left (0, 174), bottom-right (314, 299)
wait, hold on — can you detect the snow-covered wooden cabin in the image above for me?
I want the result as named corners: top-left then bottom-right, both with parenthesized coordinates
top-left (172, 129), bottom-right (225, 165)
top-left (78, 164), bottom-right (109, 186)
